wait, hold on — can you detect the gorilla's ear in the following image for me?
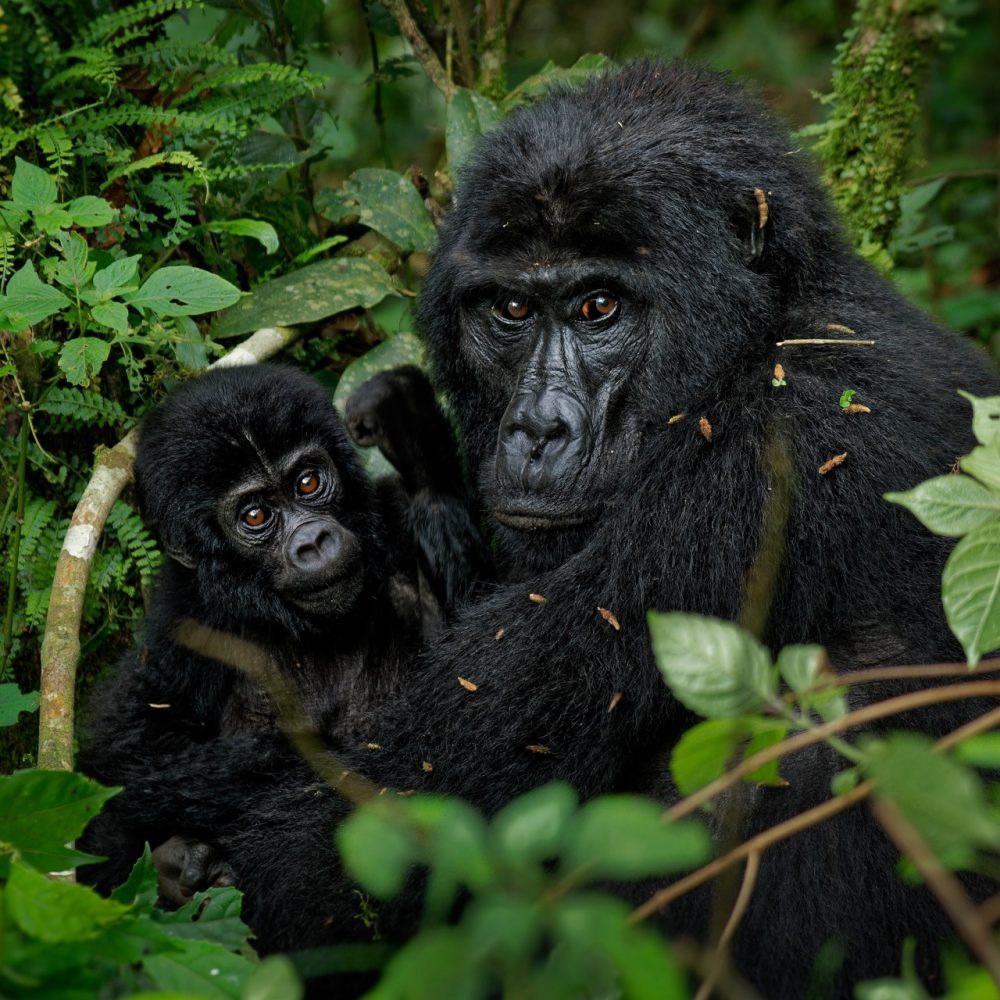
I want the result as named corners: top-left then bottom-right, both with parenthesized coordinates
top-left (730, 187), bottom-right (769, 267)
top-left (164, 543), bottom-right (196, 570)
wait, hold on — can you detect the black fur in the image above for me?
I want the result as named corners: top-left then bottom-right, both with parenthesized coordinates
top-left (89, 63), bottom-right (1000, 996)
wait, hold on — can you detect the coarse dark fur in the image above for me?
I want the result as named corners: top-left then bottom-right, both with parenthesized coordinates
top-left (94, 63), bottom-right (999, 996)
top-left (77, 363), bottom-right (483, 898)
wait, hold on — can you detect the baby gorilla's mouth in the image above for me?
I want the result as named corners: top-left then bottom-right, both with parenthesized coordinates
top-left (493, 508), bottom-right (596, 531)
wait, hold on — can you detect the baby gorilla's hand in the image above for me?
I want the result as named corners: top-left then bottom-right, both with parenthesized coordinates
top-left (152, 835), bottom-right (236, 906)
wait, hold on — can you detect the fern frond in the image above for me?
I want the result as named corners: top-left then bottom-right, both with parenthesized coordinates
top-left (141, 176), bottom-right (195, 244)
top-left (200, 160), bottom-right (297, 183)
top-left (102, 150), bottom-right (205, 190)
top-left (0, 231), bottom-right (15, 288)
top-left (62, 105), bottom-right (208, 136)
top-left (0, 98), bottom-right (105, 158)
top-left (176, 63), bottom-right (323, 106)
top-left (81, 0), bottom-right (202, 46)
top-left (36, 387), bottom-right (129, 430)
top-left (16, 498), bottom-right (57, 574)
top-left (35, 125), bottom-right (74, 179)
top-left (125, 39), bottom-right (238, 70)
top-left (45, 48), bottom-right (120, 92)
top-left (106, 500), bottom-right (162, 586)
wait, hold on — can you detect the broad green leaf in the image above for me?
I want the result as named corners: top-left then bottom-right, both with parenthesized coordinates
top-left (954, 732), bottom-right (1000, 769)
top-left (91, 300), bottom-right (130, 334)
top-left (831, 768), bottom-right (860, 795)
top-left (364, 927), bottom-right (486, 1000)
top-left (58, 337), bottom-right (111, 386)
top-left (961, 446), bottom-right (1000, 491)
top-left (318, 169), bottom-right (436, 252)
top-left (563, 795), bottom-right (710, 880)
top-left (125, 266), bottom-right (241, 317)
top-left (446, 87), bottom-right (502, 174)
top-left (648, 611), bottom-right (775, 718)
top-left (958, 391), bottom-right (1000, 448)
top-left (172, 315), bottom-right (211, 371)
top-left (333, 332), bottom-right (426, 478)
top-left (337, 799), bottom-right (417, 900)
top-left (93, 254), bottom-right (142, 294)
top-left (504, 54), bottom-right (611, 107)
top-left (0, 684), bottom-right (39, 726)
top-left (210, 258), bottom-right (395, 339)
top-left (885, 476), bottom-right (1000, 537)
top-left (465, 896), bottom-right (541, 966)
top-left (200, 218), bottom-right (279, 254)
top-left (155, 887), bottom-right (250, 950)
top-left (243, 955), bottom-right (303, 1000)
top-left (865, 733), bottom-right (1000, 869)
top-left (0, 260), bottom-right (70, 330)
top-left (670, 717), bottom-right (788, 795)
top-left (941, 521), bottom-right (1000, 664)
top-left (53, 231), bottom-right (96, 290)
top-left (110, 845), bottom-right (160, 907)
top-left (491, 782), bottom-right (577, 864)
top-left (143, 937), bottom-right (255, 999)
top-left (64, 194), bottom-right (115, 228)
top-left (11, 156), bottom-right (57, 211)
top-left (776, 644), bottom-right (829, 692)
top-left (33, 206), bottom-right (74, 233)
top-left (0, 769), bottom-right (118, 875)
top-left (6, 859), bottom-right (130, 941)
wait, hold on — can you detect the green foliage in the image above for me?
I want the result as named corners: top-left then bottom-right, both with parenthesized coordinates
top-left (0, 770), bottom-right (283, 998)
top-left (337, 784), bottom-right (705, 998)
top-left (887, 393), bottom-right (1000, 663)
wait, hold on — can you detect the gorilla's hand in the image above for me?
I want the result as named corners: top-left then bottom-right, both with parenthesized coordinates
top-left (346, 367), bottom-right (463, 496)
top-left (152, 835), bottom-right (236, 906)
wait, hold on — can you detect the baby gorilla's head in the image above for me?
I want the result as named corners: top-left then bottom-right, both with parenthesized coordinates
top-left (136, 364), bottom-right (386, 636)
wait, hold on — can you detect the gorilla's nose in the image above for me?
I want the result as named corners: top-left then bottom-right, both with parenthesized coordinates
top-left (497, 389), bottom-right (591, 492)
top-left (288, 520), bottom-right (345, 573)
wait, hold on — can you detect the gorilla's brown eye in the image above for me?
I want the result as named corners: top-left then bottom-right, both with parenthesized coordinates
top-left (242, 507), bottom-right (271, 528)
top-left (580, 294), bottom-right (618, 322)
top-left (492, 298), bottom-right (532, 323)
top-left (297, 471), bottom-right (320, 496)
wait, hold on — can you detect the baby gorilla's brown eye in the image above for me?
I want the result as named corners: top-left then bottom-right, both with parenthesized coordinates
top-left (296, 471), bottom-right (320, 496)
top-left (242, 507), bottom-right (270, 528)
top-left (492, 298), bottom-right (532, 323)
top-left (580, 294), bottom-right (618, 322)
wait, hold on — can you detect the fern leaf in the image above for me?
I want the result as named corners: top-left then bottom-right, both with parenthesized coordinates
top-left (35, 125), bottom-right (74, 179)
top-left (107, 500), bottom-right (162, 586)
top-left (81, 0), bottom-right (202, 46)
top-left (36, 387), bottom-right (129, 430)
top-left (16, 498), bottom-right (57, 574)
top-left (0, 231), bottom-right (15, 288)
top-left (101, 150), bottom-right (205, 191)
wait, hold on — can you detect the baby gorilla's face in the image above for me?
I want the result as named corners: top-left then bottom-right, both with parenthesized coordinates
top-left (216, 441), bottom-right (365, 618)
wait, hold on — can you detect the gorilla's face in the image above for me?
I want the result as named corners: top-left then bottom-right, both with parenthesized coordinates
top-left (458, 263), bottom-right (655, 563)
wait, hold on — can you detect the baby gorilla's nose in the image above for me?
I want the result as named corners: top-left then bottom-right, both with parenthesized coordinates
top-left (288, 519), bottom-right (345, 573)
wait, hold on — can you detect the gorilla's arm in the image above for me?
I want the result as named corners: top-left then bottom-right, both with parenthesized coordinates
top-left (346, 367), bottom-right (493, 615)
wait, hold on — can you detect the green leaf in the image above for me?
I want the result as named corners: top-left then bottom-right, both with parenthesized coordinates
top-left (0, 260), bottom-right (71, 330)
top-left (563, 795), bottom-right (710, 880)
top-left (465, 896), bottom-right (541, 967)
top-left (446, 87), bottom-right (502, 174)
top-left (941, 521), bottom-right (1000, 665)
top-left (6, 859), bottom-right (130, 941)
top-left (491, 782), bottom-right (577, 864)
top-left (958, 391), bottom-right (1000, 448)
top-left (125, 266), bottom-right (241, 317)
top-left (954, 732), bottom-right (1000, 769)
top-left (337, 799), bottom-right (417, 900)
top-left (11, 157), bottom-right (57, 212)
top-left (64, 194), bottom-right (115, 228)
top-left (93, 254), bottom-right (142, 294)
top-left (53, 231), bottom-right (96, 290)
top-left (58, 337), bottom-right (112, 386)
top-left (776, 644), bottom-right (829, 692)
top-left (33, 206), bottom-right (74, 233)
top-left (865, 733), bottom-right (1000, 869)
top-left (831, 768), bottom-right (860, 795)
top-left (670, 717), bottom-right (788, 795)
top-left (885, 476), bottom-right (1000, 537)
top-left (364, 927), bottom-right (486, 1000)
top-left (839, 388), bottom-right (856, 409)
top-left (155, 886), bottom-right (251, 950)
top-left (242, 955), bottom-right (303, 1000)
top-left (0, 769), bottom-right (118, 875)
top-left (647, 611), bottom-right (775, 718)
top-left (210, 258), bottom-right (395, 339)
top-left (0, 683), bottom-right (39, 726)
top-left (961, 446), bottom-right (1000, 492)
top-left (504, 54), bottom-right (611, 107)
top-left (200, 219), bottom-right (279, 254)
top-left (110, 845), bottom-right (160, 907)
top-left (319, 169), bottom-right (437, 252)
top-left (143, 937), bottom-right (255, 999)
top-left (91, 300), bottom-right (130, 334)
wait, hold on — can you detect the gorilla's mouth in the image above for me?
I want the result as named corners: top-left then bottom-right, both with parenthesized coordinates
top-left (285, 563), bottom-right (364, 615)
top-left (493, 508), bottom-right (595, 531)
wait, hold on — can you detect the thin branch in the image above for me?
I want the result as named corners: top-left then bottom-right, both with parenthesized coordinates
top-left (776, 338), bottom-right (876, 348)
top-left (663, 679), bottom-right (1000, 824)
top-left (37, 326), bottom-right (301, 772)
top-left (694, 851), bottom-right (761, 1000)
top-left (872, 797), bottom-right (1000, 986)
top-left (827, 658), bottom-right (1000, 689)
top-left (381, 0), bottom-right (456, 100)
top-left (632, 703), bottom-right (1000, 924)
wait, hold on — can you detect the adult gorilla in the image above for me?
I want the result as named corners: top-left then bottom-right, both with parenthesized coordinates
top-left (159, 62), bottom-right (999, 994)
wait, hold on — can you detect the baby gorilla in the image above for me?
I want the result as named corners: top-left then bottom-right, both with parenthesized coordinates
top-left (78, 363), bottom-right (483, 901)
